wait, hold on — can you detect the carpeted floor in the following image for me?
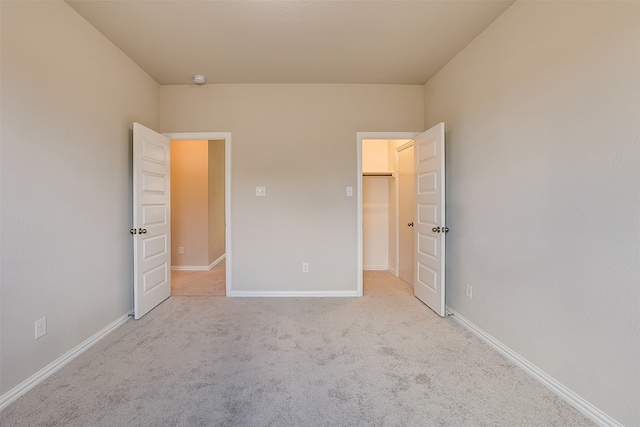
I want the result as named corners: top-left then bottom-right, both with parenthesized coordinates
top-left (0, 271), bottom-right (594, 426)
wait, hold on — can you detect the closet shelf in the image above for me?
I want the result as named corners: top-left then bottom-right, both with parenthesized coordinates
top-left (363, 172), bottom-right (394, 177)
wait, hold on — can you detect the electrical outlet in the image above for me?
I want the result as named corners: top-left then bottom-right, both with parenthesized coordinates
top-left (466, 284), bottom-right (473, 299)
top-left (35, 317), bottom-right (47, 339)
top-left (302, 262), bottom-right (309, 273)
top-left (178, 246), bottom-right (184, 255)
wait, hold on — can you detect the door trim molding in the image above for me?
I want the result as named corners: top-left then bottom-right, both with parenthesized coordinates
top-left (356, 132), bottom-right (419, 296)
top-left (164, 132), bottom-right (232, 296)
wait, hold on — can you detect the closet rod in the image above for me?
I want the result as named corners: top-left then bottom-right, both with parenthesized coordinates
top-left (363, 172), bottom-right (394, 177)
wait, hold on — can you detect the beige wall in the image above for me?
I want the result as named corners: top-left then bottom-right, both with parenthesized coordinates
top-left (0, 1), bottom-right (159, 394)
top-left (424, 1), bottom-right (640, 424)
top-left (362, 140), bottom-right (390, 173)
top-left (171, 140), bottom-right (209, 267)
top-left (208, 140), bottom-right (226, 265)
top-left (160, 84), bottom-right (423, 293)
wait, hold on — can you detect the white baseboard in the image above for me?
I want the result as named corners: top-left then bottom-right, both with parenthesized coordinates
top-left (363, 265), bottom-right (389, 271)
top-left (172, 254), bottom-right (225, 271)
top-left (445, 307), bottom-right (622, 427)
top-left (171, 265), bottom-right (210, 271)
top-left (0, 311), bottom-right (132, 411)
top-left (209, 254), bottom-right (225, 269)
top-left (229, 290), bottom-right (359, 297)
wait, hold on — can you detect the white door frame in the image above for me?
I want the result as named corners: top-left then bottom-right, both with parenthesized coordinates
top-left (164, 132), bottom-right (232, 295)
top-left (356, 132), bottom-right (419, 296)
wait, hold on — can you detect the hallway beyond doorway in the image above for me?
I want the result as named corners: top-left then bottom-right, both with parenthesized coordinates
top-left (171, 263), bottom-right (226, 296)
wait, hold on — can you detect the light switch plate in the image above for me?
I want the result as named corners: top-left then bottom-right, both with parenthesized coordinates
top-left (256, 186), bottom-right (266, 197)
top-left (346, 186), bottom-right (353, 197)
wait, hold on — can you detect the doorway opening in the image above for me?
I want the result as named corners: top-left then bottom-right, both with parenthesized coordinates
top-left (165, 132), bottom-right (232, 296)
top-left (358, 125), bottom-right (447, 315)
top-left (357, 132), bottom-right (418, 296)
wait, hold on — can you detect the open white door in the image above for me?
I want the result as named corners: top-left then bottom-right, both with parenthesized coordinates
top-left (413, 123), bottom-right (446, 316)
top-left (132, 122), bottom-right (171, 319)
top-left (397, 143), bottom-right (415, 285)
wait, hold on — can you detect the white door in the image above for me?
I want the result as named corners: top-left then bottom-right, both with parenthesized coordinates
top-left (132, 122), bottom-right (171, 319)
top-left (413, 123), bottom-right (446, 316)
top-left (397, 143), bottom-right (415, 285)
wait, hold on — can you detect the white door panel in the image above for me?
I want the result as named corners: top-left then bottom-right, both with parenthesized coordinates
top-left (133, 122), bottom-right (171, 319)
top-left (397, 143), bottom-right (415, 285)
top-left (413, 123), bottom-right (446, 316)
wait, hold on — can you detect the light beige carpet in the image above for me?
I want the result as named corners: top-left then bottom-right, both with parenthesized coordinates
top-left (0, 271), bottom-right (595, 426)
top-left (172, 263), bottom-right (226, 296)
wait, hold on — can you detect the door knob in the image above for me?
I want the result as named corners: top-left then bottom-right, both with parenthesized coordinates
top-left (138, 228), bottom-right (147, 234)
top-left (432, 227), bottom-right (441, 233)
top-left (443, 227), bottom-right (450, 233)
top-left (130, 228), bottom-right (137, 235)
top-left (408, 222), bottom-right (414, 227)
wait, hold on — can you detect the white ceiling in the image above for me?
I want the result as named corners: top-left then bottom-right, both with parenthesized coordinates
top-left (65, 0), bottom-right (514, 85)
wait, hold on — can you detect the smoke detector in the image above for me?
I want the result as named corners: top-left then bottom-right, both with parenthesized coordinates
top-left (193, 75), bottom-right (206, 85)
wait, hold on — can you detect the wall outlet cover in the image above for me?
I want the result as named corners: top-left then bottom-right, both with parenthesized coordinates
top-left (35, 317), bottom-right (47, 339)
